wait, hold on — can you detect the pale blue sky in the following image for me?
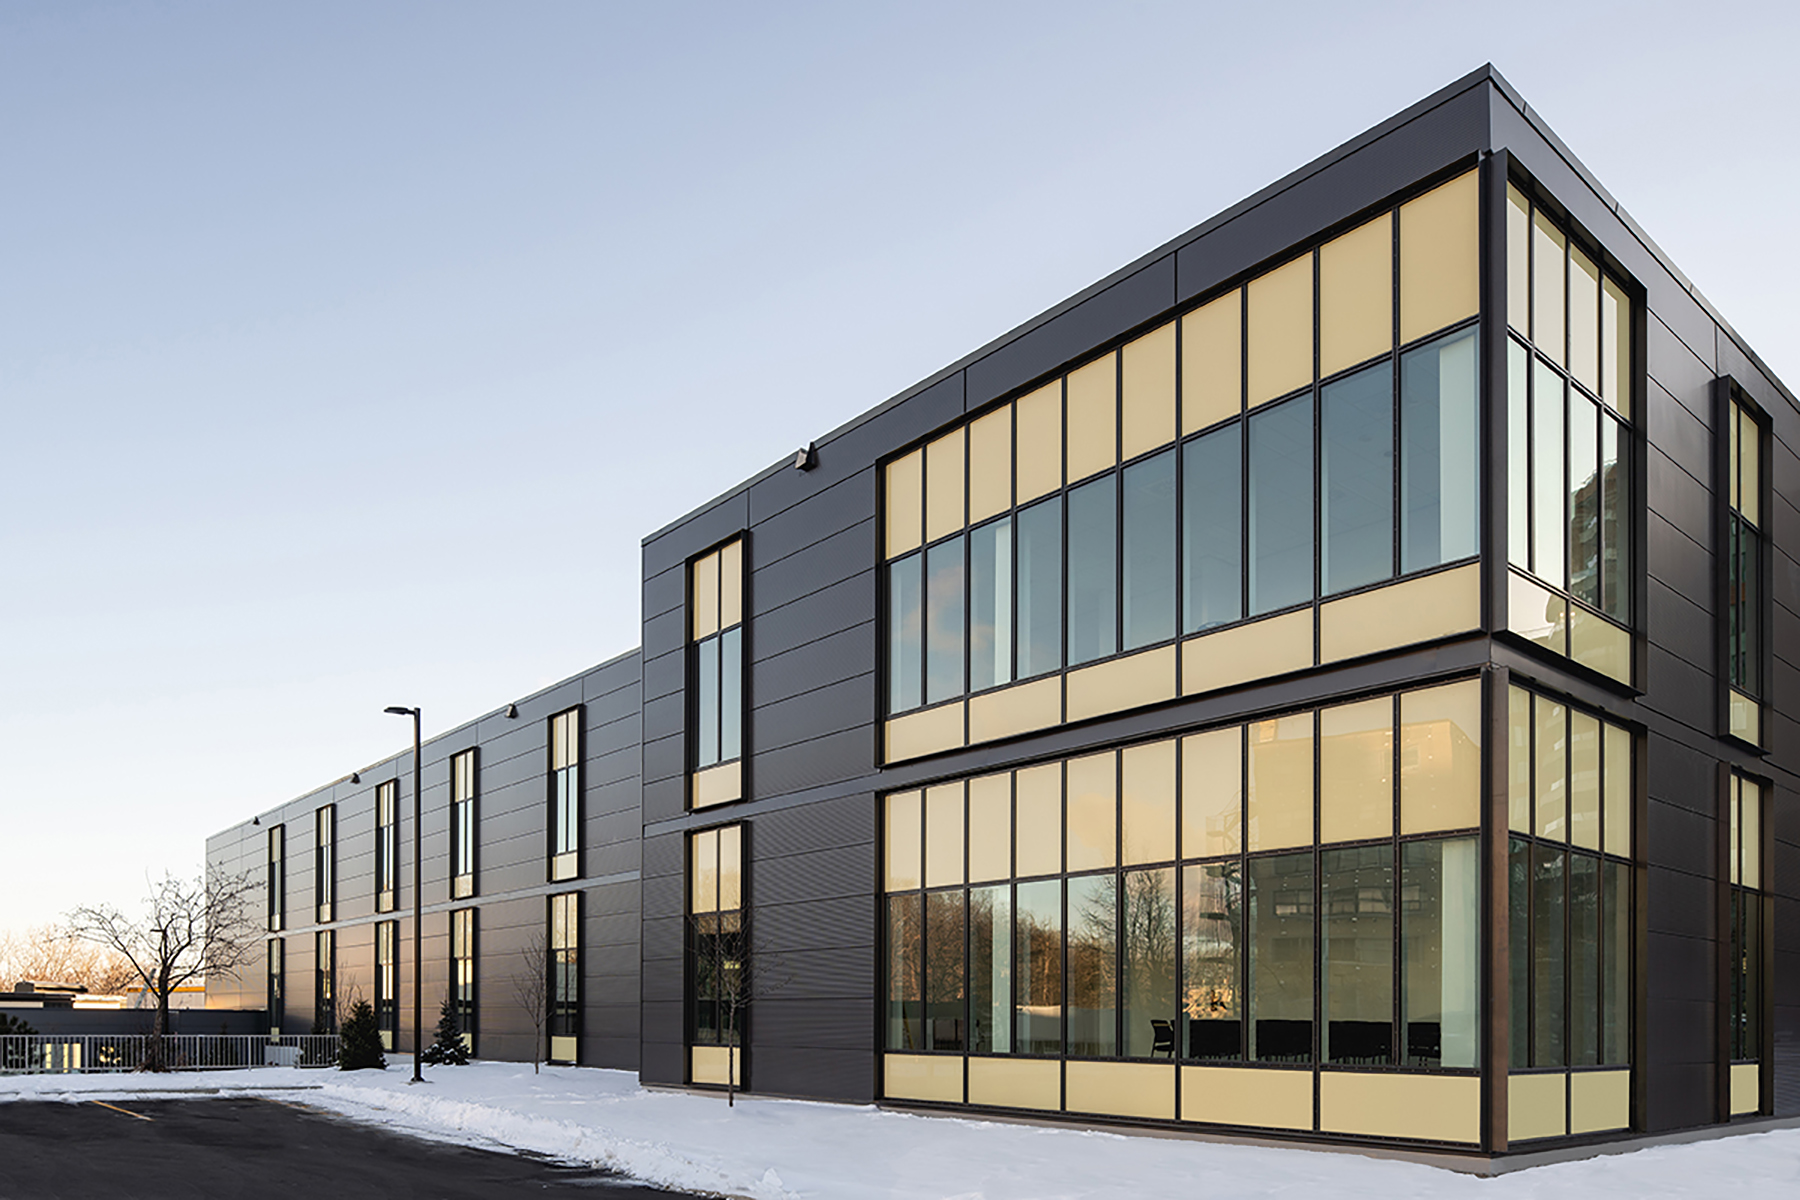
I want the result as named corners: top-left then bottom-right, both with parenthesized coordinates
top-left (3, 1), bottom-right (1795, 935)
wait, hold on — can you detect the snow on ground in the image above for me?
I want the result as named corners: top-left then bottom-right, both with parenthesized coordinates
top-left (6, 1060), bottom-right (1799, 1199)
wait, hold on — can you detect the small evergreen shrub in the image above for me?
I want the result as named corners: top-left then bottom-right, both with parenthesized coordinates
top-left (337, 999), bottom-right (387, 1071)
top-left (421, 997), bottom-right (470, 1066)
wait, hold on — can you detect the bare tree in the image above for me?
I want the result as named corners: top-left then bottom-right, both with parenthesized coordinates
top-left (688, 906), bottom-right (787, 1107)
top-left (0, 925), bottom-right (137, 994)
top-left (508, 927), bottom-right (550, 1074)
top-left (64, 869), bottom-right (260, 1071)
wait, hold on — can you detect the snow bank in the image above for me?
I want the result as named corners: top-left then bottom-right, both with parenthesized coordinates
top-left (7, 1060), bottom-right (1798, 1199)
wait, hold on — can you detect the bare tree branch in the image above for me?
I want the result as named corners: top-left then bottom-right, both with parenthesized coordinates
top-left (0, 925), bottom-right (137, 994)
top-left (508, 927), bottom-right (550, 1075)
top-left (64, 868), bottom-right (260, 1071)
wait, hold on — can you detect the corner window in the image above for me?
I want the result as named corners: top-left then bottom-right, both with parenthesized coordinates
top-left (451, 749), bottom-right (477, 898)
top-left (266, 826), bottom-right (285, 932)
top-left (549, 710), bottom-right (580, 881)
top-left (548, 893), bottom-right (580, 1062)
top-left (1505, 684), bottom-right (1633, 1076)
top-left (691, 539), bottom-right (745, 807)
top-left (315, 806), bottom-right (335, 923)
top-left (1504, 183), bottom-right (1634, 683)
top-left (375, 781), bottom-right (398, 913)
top-left (1721, 387), bottom-right (1766, 746)
top-left (689, 824), bottom-right (744, 1086)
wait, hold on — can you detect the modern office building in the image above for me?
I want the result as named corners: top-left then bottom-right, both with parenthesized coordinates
top-left (207, 65), bottom-right (1795, 1156)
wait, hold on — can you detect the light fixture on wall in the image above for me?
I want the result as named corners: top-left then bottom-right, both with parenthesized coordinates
top-left (349, 772), bottom-right (361, 784)
top-left (505, 704), bottom-right (518, 719)
top-left (793, 442), bottom-right (817, 471)
top-left (251, 816), bottom-right (260, 826)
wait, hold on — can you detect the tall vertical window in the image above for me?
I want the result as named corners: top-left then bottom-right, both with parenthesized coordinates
top-left (315, 806), bottom-right (335, 924)
top-left (1727, 774), bottom-right (1765, 1113)
top-left (267, 938), bottom-right (284, 1037)
top-left (1722, 390), bottom-right (1765, 746)
top-left (548, 709), bottom-right (580, 882)
top-left (451, 908), bottom-right (476, 1054)
top-left (691, 538), bottom-right (746, 808)
top-left (1506, 685), bottom-right (1633, 1081)
top-left (314, 929), bottom-right (335, 1034)
top-left (450, 749), bottom-right (476, 899)
top-left (690, 825), bottom-right (745, 1086)
top-left (548, 893), bottom-right (580, 1063)
top-left (1505, 183), bottom-right (1634, 683)
top-left (375, 919), bottom-right (398, 1050)
top-left (375, 781), bottom-right (398, 913)
top-left (267, 825), bottom-right (285, 932)
top-left (883, 171), bottom-right (1482, 725)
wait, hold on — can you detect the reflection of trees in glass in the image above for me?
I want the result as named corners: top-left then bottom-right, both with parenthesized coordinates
top-left (886, 894), bottom-right (922, 1051)
top-left (1182, 863), bottom-right (1241, 1025)
top-left (1014, 880), bottom-right (1062, 1055)
top-left (1067, 875), bottom-right (1117, 1056)
top-left (1122, 868), bottom-right (1176, 1057)
top-left (968, 886), bottom-right (1010, 1054)
top-left (924, 891), bottom-right (966, 1051)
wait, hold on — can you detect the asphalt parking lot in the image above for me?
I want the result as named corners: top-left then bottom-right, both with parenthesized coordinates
top-left (0, 1096), bottom-right (701, 1199)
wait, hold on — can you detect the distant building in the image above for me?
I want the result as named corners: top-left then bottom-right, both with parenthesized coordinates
top-left (208, 65), bottom-right (1794, 1156)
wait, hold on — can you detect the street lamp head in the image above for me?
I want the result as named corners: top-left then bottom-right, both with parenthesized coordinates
top-left (384, 706), bottom-right (415, 717)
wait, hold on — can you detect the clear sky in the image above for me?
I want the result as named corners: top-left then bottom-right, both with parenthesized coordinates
top-left (3, 0), bottom-right (1795, 938)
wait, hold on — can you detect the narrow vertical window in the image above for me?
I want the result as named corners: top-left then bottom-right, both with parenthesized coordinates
top-left (1248, 853), bottom-right (1313, 1062)
top-left (969, 884), bottom-right (1011, 1053)
top-left (1181, 425), bottom-right (1241, 632)
top-left (691, 825), bottom-right (745, 1085)
top-left (692, 538), bottom-right (746, 804)
top-left (925, 535), bottom-right (966, 702)
top-left (266, 825), bottom-right (285, 933)
top-left (1121, 866), bottom-right (1177, 1058)
top-left (375, 781), bottom-right (398, 913)
top-left (1066, 477), bottom-right (1117, 665)
top-left (1180, 862), bottom-right (1242, 1059)
top-left (1724, 393), bottom-right (1764, 745)
top-left (1401, 837), bottom-right (1477, 1068)
top-left (1248, 396), bottom-right (1313, 615)
top-left (1014, 878), bottom-right (1063, 1055)
top-left (549, 893), bottom-right (580, 1063)
top-left (1066, 873), bottom-right (1118, 1057)
top-left (1728, 774), bottom-right (1765, 1094)
top-left (1399, 326), bottom-right (1479, 572)
top-left (314, 929), bottom-right (335, 1034)
top-left (1321, 845), bottom-right (1394, 1064)
top-left (267, 938), bottom-right (284, 1038)
top-left (925, 890), bottom-right (967, 1051)
top-left (1121, 449), bottom-right (1176, 649)
top-left (314, 806), bottom-right (335, 924)
top-left (450, 749), bottom-right (476, 899)
top-left (1015, 498), bottom-right (1063, 679)
top-left (375, 919), bottom-right (398, 1050)
top-left (549, 709), bottom-right (581, 881)
top-left (1320, 361), bottom-right (1393, 595)
top-left (969, 518), bottom-right (1013, 693)
top-left (451, 908), bottom-right (476, 1055)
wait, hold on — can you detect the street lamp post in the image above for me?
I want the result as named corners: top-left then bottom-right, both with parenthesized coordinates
top-left (385, 705), bottom-right (424, 1085)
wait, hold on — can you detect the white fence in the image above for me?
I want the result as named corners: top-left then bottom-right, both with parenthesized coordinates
top-left (0, 1034), bottom-right (339, 1074)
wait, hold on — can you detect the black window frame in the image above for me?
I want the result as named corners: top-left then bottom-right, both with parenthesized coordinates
top-left (375, 780), bottom-right (398, 913)
top-left (266, 824), bottom-right (285, 933)
top-left (1714, 377), bottom-right (1771, 751)
top-left (314, 928), bottom-right (335, 1034)
top-left (451, 906), bottom-right (477, 1055)
top-left (547, 708), bottom-right (582, 881)
top-left (450, 748), bottom-right (478, 899)
top-left (547, 892), bottom-right (580, 1060)
top-left (315, 805), bottom-right (335, 924)
top-left (688, 537), bottom-right (748, 796)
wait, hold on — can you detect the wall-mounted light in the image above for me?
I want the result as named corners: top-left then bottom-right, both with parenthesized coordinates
top-left (505, 704), bottom-right (518, 719)
top-left (252, 816), bottom-right (260, 826)
top-left (793, 442), bottom-right (817, 471)
top-left (349, 772), bottom-right (361, 784)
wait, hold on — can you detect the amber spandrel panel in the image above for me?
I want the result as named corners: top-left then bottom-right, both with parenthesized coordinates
top-left (1568, 711), bottom-right (1601, 851)
top-left (1120, 738), bottom-right (1176, 866)
top-left (1508, 685), bottom-right (1532, 834)
top-left (1532, 211), bottom-right (1567, 366)
top-left (718, 825), bottom-right (742, 911)
top-left (1247, 715), bottom-right (1313, 852)
top-left (1507, 184), bottom-right (1530, 334)
top-left (1602, 722), bottom-right (1630, 858)
top-left (1568, 247), bottom-right (1601, 396)
top-left (691, 548), bottom-right (720, 639)
top-left (1065, 751), bottom-right (1118, 873)
top-left (1015, 381), bottom-right (1062, 504)
top-left (1319, 697), bottom-right (1393, 844)
top-left (1014, 763), bottom-right (1063, 878)
top-left (885, 791), bottom-right (921, 892)
top-left (1399, 170), bottom-right (1478, 344)
top-left (1247, 256), bottom-right (1313, 408)
top-left (924, 782), bottom-right (966, 889)
top-left (967, 404), bottom-right (1013, 525)
top-left (1181, 726), bottom-right (1242, 858)
top-left (717, 539), bottom-right (743, 630)
top-left (691, 828), bottom-right (719, 913)
top-left (925, 427), bottom-right (966, 545)
top-left (966, 772), bottom-right (1012, 884)
top-left (886, 448), bottom-right (924, 559)
top-left (1398, 678), bottom-right (1481, 835)
top-left (1535, 697), bottom-right (1567, 842)
top-left (1182, 289), bottom-right (1241, 435)
top-left (1066, 353), bottom-right (1119, 484)
top-left (1121, 321), bottom-right (1177, 461)
top-left (1601, 277), bottom-right (1630, 416)
top-left (1320, 213), bottom-right (1392, 378)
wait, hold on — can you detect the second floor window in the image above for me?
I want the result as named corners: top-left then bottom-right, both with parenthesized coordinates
top-left (375, 781), bottom-right (398, 912)
top-left (315, 806), bottom-right (335, 923)
top-left (1723, 390), bottom-right (1764, 745)
top-left (549, 710), bottom-right (580, 881)
top-left (451, 749), bottom-right (476, 899)
top-left (267, 826), bottom-right (285, 932)
top-left (691, 539), bottom-right (745, 807)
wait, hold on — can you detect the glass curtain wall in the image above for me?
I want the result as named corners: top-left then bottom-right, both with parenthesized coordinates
top-left (884, 677), bottom-right (1483, 1082)
top-left (1505, 685), bottom-right (1633, 1071)
top-left (886, 173), bottom-right (1481, 718)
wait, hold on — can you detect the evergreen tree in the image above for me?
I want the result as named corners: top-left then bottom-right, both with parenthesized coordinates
top-left (421, 996), bottom-right (469, 1066)
top-left (337, 999), bottom-right (387, 1071)
top-left (0, 1012), bottom-right (34, 1072)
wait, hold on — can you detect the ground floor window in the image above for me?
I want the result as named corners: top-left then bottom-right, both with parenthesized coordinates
top-left (375, 920), bottom-right (398, 1051)
top-left (314, 930), bottom-right (335, 1034)
top-left (267, 938), bottom-right (284, 1037)
top-left (451, 908), bottom-right (476, 1054)
top-left (548, 894), bottom-right (579, 1061)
